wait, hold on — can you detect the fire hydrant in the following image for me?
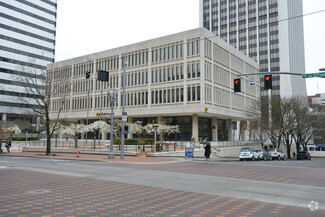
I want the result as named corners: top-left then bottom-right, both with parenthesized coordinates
top-left (76, 149), bottom-right (80, 158)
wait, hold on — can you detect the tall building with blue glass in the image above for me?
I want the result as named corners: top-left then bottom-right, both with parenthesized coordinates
top-left (0, 0), bottom-right (57, 125)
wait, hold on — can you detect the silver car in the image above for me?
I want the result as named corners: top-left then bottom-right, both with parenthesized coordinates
top-left (255, 150), bottom-right (268, 161)
top-left (239, 147), bottom-right (258, 161)
top-left (266, 149), bottom-right (286, 160)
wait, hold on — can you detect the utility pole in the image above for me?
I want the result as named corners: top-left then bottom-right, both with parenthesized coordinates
top-left (108, 89), bottom-right (118, 159)
top-left (121, 54), bottom-right (127, 160)
top-left (86, 58), bottom-right (91, 147)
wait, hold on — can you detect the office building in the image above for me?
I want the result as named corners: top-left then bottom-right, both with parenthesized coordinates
top-left (199, 0), bottom-right (307, 100)
top-left (0, 0), bottom-right (57, 127)
top-left (48, 28), bottom-right (260, 142)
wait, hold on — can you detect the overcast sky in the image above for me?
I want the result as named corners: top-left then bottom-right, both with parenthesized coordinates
top-left (55, 0), bottom-right (325, 96)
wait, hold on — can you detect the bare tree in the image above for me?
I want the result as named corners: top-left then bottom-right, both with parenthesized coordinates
top-left (13, 59), bottom-right (70, 155)
top-left (248, 100), bottom-right (268, 149)
top-left (280, 97), bottom-right (296, 158)
top-left (292, 97), bottom-right (316, 152)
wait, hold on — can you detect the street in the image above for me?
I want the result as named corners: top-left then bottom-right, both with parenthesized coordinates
top-left (0, 154), bottom-right (324, 216)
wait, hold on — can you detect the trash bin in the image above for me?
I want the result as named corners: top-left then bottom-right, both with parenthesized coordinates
top-left (156, 143), bottom-right (161, 152)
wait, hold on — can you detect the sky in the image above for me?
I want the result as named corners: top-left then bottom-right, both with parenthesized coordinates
top-left (55, 0), bottom-right (325, 96)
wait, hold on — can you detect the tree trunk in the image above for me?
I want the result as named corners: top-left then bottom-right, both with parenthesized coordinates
top-left (74, 134), bottom-right (78, 148)
top-left (46, 134), bottom-right (51, 155)
top-left (143, 138), bottom-right (146, 152)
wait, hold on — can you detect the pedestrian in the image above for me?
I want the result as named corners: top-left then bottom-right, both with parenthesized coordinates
top-left (219, 133), bottom-right (224, 141)
top-left (293, 151), bottom-right (296, 159)
top-left (5, 140), bottom-right (11, 153)
top-left (204, 144), bottom-right (211, 164)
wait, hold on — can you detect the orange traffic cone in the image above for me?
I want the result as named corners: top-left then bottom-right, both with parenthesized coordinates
top-left (76, 149), bottom-right (80, 158)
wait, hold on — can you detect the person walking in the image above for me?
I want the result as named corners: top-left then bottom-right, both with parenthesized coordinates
top-left (204, 144), bottom-right (211, 164)
top-left (5, 140), bottom-right (11, 153)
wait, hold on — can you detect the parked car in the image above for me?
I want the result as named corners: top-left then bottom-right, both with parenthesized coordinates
top-left (266, 149), bottom-right (286, 160)
top-left (297, 151), bottom-right (311, 160)
top-left (239, 147), bottom-right (258, 161)
top-left (255, 150), bottom-right (268, 161)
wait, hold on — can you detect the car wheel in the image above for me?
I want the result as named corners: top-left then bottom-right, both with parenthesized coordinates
top-left (240, 159), bottom-right (243, 161)
top-left (277, 156), bottom-right (280, 161)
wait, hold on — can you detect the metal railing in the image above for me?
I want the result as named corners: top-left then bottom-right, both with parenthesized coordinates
top-left (16, 139), bottom-right (259, 152)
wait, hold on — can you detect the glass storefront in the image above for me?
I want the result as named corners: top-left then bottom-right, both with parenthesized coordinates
top-left (217, 119), bottom-right (228, 141)
top-left (163, 116), bottom-right (192, 141)
top-left (198, 117), bottom-right (212, 141)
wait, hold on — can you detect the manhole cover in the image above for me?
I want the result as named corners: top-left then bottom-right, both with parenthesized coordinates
top-left (28, 189), bottom-right (51, 194)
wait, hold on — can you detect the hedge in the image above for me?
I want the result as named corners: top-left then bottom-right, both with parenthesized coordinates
top-left (10, 137), bottom-right (39, 141)
top-left (113, 138), bottom-right (154, 145)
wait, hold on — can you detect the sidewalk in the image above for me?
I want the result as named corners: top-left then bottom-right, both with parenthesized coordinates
top-left (2, 151), bottom-right (183, 163)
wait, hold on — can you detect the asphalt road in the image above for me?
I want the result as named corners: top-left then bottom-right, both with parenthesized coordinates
top-left (0, 155), bottom-right (324, 216)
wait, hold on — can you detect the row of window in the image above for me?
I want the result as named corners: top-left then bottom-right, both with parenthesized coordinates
top-left (151, 64), bottom-right (184, 83)
top-left (96, 56), bottom-right (119, 72)
top-left (52, 67), bottom-right (72, 80)
top-left (127, 51), bottom-right (149, 67)
top-left (126, 71), bottom-right (148, 87)
top-left (55, 84), bottom-right (203, 112)
top-left (151, 43), bottom-right (184, 63)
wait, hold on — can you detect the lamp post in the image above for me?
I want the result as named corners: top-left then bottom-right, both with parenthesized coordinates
top-left (108, 88), bottom-right (118, 159)
top-left (153, 124), bottom-right (159, 152)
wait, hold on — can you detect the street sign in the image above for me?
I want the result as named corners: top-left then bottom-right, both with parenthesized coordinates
top-left (249, 77), bottom-right (256, 86)
top-left (122, 115), bottom-right (127, 122)
top-left (96, 112), bottom-right (114, 117)
top-left (302, 72), bottom-right (325, 78)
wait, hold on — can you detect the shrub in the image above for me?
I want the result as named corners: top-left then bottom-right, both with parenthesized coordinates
top-left (113, 138), bottom-right (154, 145)
top-left (11, 137), bottom-right (39, 141)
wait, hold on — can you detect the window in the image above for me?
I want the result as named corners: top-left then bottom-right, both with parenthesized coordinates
top-left (187, 87), bottom-right (191, 101)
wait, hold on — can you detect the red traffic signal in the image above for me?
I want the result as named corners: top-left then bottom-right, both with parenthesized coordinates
top-left (264, 75), bottom-right (272, 89)
top-left (86, 71), bottom-right (91, 79)
top-left (234, 79), bottom-right (241, 92)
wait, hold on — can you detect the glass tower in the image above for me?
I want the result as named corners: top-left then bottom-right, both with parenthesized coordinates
top-left (200, 0), bottom-right (307, 100)
top-left (0, 0), bottom-right (57, 124)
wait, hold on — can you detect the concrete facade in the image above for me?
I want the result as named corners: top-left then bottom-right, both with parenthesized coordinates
top-left (199, 0), bottom-right (307, 99)
top-left (47, 28), bottom-right (260, 142)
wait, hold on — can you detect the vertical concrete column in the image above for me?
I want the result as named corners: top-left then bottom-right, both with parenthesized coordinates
top-left (157, 116), bottom-right (163, 125)
top-left (228, 119), bottom-right (232, 141)
top-left (103, 118), bottom-right (108, 140)
top-left (212, 117), bottom-right (218, 142)
top-left (240, 120), bottom-right (247, 141)
top-left (2, 113), bottom-right (7, 122)
top-left (192, 114), bottom-right (199, 142)
top-left (127, 117), bottom-right (133, 138)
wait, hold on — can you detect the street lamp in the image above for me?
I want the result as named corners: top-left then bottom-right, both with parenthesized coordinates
top-left (153, 124), bottom-right (159, 152)
top-left (108, 88), bottom-right (118, 159)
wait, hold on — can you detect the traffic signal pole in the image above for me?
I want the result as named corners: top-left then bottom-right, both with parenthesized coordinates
top-left (120, 54), bottom-right (127, 160)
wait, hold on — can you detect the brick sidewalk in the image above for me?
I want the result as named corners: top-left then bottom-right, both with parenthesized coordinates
top-left (3, 151), bottom-right (181, 163)
top-left (1, 169), bottom-right (324, 217)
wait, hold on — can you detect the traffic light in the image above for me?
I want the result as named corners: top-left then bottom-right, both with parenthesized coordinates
top-left (86, 71), bottom-right (90, 79)
top-left (264, 75), bottom-right (272, 89)
top-left (234, 79), bottom-right (241, 92)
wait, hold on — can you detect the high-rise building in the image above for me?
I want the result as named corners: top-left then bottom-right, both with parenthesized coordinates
top-left (0, 0), bottom-right (57, 126)
top-left (199, 0), bottom-right (307, 100)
